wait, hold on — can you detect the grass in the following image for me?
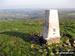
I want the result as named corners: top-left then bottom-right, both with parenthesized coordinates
top-left (0, 19), bottom-right (75, 56)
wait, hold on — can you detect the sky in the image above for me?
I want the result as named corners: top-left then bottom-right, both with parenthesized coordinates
top-left (0, 0), bottom-right (75, 9)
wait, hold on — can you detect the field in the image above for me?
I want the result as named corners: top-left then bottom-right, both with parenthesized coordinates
top-left (0, 19), bottom-right (75, 56)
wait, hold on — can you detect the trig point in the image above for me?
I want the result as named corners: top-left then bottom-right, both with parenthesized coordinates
top-left (43, 10), bottom-right (61, 44)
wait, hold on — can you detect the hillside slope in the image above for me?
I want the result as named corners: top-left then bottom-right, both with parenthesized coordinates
top-left (0, 19), bottom-right (75, 56)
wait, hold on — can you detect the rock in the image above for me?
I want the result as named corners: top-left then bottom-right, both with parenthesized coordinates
top-left (66, 39), bottom-right (69, 43)
top-left (48, 47), bottom-right (51, 49)
top-left (55, 49), bottom-right (59, 54)
top-left (73, 40), bottom-right (75, 44)
top-left (67, 49), bottom-right (71, 51)
top-left (65, 40), bottom-right (71, 47)
top-left (64, 44), bottom-right (68, 47)
top-left (39, 49), bottom-right (42, 52)
top-left (62, 44), bottom-right (68, 47)
top-left (31, 44), bottom-right (34, 48)
top-left (65, 43), bottom-right (71, 47)
top-left (51, 52), bottom-right (54, 56)
top-left (73, 44), bottom-right (75, 47)
top-left (44, 49), bottom-right (47, 52)
top-left (68, 43), bottom-right (71, 47)
top-left (56, 51), bottom-right (59, 54)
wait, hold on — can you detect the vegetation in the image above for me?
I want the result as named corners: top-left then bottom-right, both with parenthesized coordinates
top-left (0, 19), bottom-right (75, 56)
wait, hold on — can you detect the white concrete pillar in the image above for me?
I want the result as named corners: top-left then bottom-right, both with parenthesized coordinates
top-left (43, 10), bottom-right (61, 44)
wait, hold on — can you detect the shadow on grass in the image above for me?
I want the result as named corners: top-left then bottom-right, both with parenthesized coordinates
top-left (0, 31), bottom-right (55, 56)
top-left (0, 31), bottom-right (46, 45)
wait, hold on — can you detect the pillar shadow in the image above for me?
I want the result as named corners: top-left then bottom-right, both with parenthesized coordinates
top-left (0, 31), bottom-right (46, 45)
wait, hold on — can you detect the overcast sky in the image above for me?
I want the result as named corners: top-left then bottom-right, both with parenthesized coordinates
top-left (0, 0), bottom-right (75, 9)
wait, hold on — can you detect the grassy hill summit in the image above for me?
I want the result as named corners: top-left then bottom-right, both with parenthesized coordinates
top-left (0, 19), bottom-right (75, 56)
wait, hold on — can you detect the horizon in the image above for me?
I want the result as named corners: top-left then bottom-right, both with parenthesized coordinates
top-left (0, 8), bottom-right (75, 10)
top-left (0, 0), bottom-right (75, 9)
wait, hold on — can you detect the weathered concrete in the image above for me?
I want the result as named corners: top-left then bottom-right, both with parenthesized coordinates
top-left (43, 10), bottom-right (61, 44)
